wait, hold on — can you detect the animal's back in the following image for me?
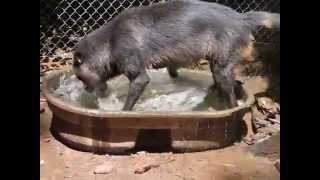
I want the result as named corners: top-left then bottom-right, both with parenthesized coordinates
top-left (108, 0), bottom-right (252, 68)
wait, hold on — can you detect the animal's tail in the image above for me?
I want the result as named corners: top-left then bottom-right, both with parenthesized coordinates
top-left (244, 11), bottom-right (280, 30)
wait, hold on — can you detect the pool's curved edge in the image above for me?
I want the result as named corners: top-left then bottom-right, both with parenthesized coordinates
top-left (42, 69), bottom-right (255, 119)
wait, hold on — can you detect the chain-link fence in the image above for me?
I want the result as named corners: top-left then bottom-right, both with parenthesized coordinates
top-left (40, 0), bottom-right (280, 58)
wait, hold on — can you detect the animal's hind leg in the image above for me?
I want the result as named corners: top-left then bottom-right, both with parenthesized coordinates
top-left (213, 63), bottom-right (237, 108)
top-left (167, 66), bottom-right (179, 78)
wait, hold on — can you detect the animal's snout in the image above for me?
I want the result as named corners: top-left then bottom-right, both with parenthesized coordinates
top-left (95, 83), bottom-right (108, 97)
top-left (75, 75), bottom-right (95, 93)
top-left (84, 85), bottom-right (94, 93)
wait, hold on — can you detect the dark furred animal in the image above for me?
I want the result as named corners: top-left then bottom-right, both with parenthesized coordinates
top-left (73, 0), bottom-right (280, 111)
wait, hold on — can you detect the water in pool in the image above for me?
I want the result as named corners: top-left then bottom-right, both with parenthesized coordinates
top-left (53, 69), bottom-right (240, 111)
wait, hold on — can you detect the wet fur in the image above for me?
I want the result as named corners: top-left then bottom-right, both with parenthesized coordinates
top-left (73, 0), bottom-right (280, 110)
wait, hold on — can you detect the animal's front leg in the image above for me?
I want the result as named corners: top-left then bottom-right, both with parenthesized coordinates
top-left (122, 72), bottom-right (150, 111)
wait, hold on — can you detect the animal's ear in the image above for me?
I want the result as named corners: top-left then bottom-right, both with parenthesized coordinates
top-left (74, 52), bottom-right (82, 59)
top-left (104, 60), bottom-right (111, 73)
top-left (73, 52), bottom-right (83, 66)
top-left (77, 58), bottom-right (83, 65)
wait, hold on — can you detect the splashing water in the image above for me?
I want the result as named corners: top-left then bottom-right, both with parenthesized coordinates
top-left (53, 69), bottom-right (236, 111)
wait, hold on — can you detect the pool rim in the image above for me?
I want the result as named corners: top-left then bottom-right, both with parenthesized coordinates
top-left (42, 69), bottom-right (255, 119)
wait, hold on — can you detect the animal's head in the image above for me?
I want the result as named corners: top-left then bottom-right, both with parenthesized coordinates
top-left (72, 38), bottom-right (112, 97)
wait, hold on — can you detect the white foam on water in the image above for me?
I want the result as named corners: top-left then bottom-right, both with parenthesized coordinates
top-left (97, 93), bottom-right (124, 111)
top-left (95, 88), bottom-right (206, 111)
top-left (53, 71), bottom-right (224, 111)
top-left (54, 74), bottom-right (86, 102)
top-left (135, 88), bottom-right (206, 111)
